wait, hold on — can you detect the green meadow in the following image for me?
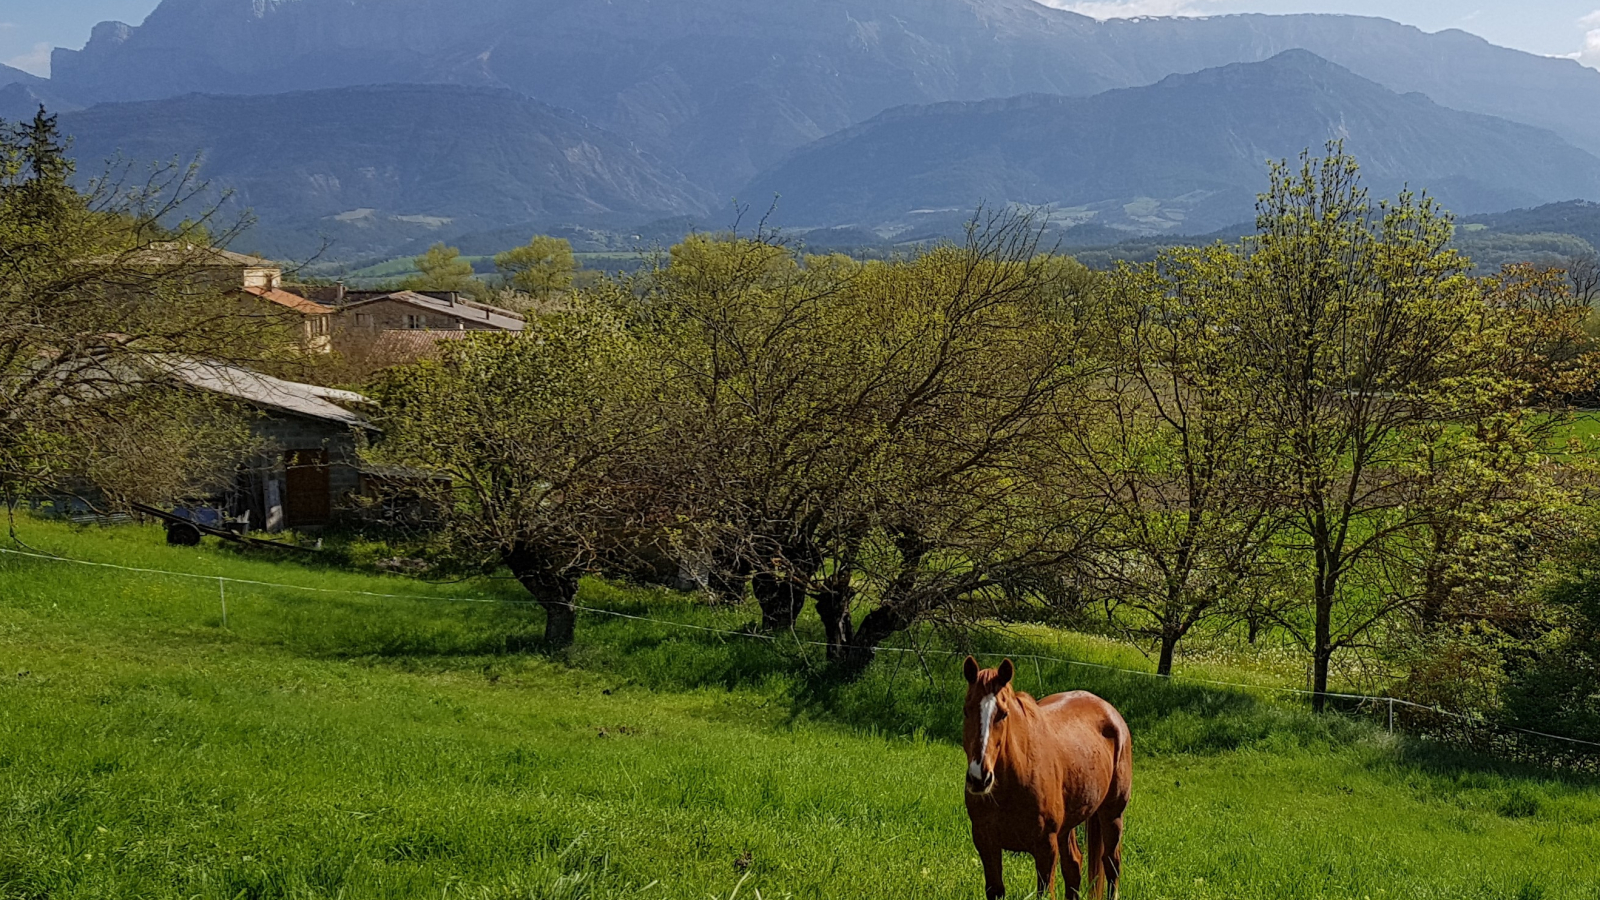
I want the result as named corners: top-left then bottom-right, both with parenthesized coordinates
top-left (1, 518), bottom-right (1597, 899)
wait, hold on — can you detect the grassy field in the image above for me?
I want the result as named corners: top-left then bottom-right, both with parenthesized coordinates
top-left (1, 518), bottom-right (1598, 899)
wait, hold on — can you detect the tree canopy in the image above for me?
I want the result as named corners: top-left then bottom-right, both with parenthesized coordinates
top-left (0, 108), bottom-right (288, 510)
top-left (494, 235), bottom-right (578, 299)
top-left (369, 147), bottom-right (1600, 735)
top-left (403, 243), bottom-right (488, 300)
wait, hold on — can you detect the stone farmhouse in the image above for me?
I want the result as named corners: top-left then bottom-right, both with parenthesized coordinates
top-left (326, 289), bottom-right (524, 356)
top-left (139, 243), bottom-right (335, 353)
top-left (139, 245), bottom-right (525, 362)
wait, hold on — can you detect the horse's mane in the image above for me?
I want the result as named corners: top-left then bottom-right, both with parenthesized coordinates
top-left (1008, 688), bottom-right (1042, 719)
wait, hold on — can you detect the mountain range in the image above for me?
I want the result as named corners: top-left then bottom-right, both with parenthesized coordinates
top-left (11, 0), bottom-right (1600, 264)
top-left (53, 85), bottom-right (714, 260)
top-left (746, 51), bottom-right (1600, 235)
top-left (41, 0), bottom-right (1600, 193)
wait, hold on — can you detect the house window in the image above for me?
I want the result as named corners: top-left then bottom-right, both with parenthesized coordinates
top-left (354, 313), bottom-right (369, 327)
top-left (407, 314), bottom-right (424, 330)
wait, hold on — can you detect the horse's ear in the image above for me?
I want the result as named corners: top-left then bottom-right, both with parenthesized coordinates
top-left (997, 659), bottom-right (1015, 688)
top-left (963, 656), bottom-right (979, 684)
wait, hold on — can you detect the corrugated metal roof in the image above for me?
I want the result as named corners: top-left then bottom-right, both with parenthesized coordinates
top-left (160, 359), bottom-right (375, 429)
top-left (127, 243), bottom-right (280, 269)
top-left (339, 291), bottom-right (526, 332)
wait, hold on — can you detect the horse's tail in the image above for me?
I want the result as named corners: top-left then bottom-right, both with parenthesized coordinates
top-left (1088, 714), bottom-right (1130, 900)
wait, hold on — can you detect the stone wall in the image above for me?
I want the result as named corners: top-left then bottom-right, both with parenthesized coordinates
top-left (238, 415), bottom-right (365, 531)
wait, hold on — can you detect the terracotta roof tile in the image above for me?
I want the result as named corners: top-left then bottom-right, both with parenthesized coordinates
top-left (243, 285), bottom-right (332, 316)
top-left (367, 328), bottom-right (477, 361)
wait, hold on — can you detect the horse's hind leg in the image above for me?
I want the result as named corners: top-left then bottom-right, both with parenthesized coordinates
top-left (1057, 826), bottom-right (1083, 900)
top-left (1033, 831), bottom-right (1062, 900)
top-left (1097, 810), bottom-right (1126, 900)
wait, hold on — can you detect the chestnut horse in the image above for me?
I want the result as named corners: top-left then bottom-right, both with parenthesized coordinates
top-left (962, 657), bottom-right (1131, 900)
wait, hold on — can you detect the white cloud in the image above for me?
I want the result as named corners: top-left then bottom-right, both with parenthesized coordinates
top-left (4, 41), bottom-right (50, 77)
top-left (1575, 11), bottom-right (1600, 70)
top-left (1035, 0), bottom-right (1211, 19)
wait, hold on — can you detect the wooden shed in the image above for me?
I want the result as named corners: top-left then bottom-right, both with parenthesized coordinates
top-left (166, 361), bottom-right (377, 531)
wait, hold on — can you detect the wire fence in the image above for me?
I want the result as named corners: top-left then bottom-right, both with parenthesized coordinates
top-left (1, 544), bottom-right (1597, 754)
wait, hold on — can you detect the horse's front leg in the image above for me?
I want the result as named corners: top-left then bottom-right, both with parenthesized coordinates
top-left (974, 829), bottom-right (1006, 899)
top-left (1033, 831), bottom-right (1061, 900)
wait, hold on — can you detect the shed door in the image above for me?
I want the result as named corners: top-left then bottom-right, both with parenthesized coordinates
top-left (284, 449), bottom-right (331, 527)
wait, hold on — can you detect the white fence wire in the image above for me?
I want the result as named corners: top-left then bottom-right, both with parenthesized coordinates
top-left (1, 544), bottom-right (1596, 752)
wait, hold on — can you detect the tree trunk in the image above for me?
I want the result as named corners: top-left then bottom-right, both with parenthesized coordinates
top-left (831, 530), bottom-right (928, 675)
top-left (814, 571), bottom-right (855, 663)
top-left (504, 543), bottom-right (580, 649)
top-left (542, 597), bottom-right (577, 648)
top-left (1312, 589), bottom-right (1333, 713)
top-left (1157, 632), bottom-right (1178, 678)
top-left (1157, 592), bottom-right (1184, 677)
top-left (751, 572), bottom-right (806, 631)
top-left (751, 540), bottom-right (819, 632)
top-left (1419, 527), bottom-right (1452, 631)
top-left (836, 603), bottom-right (913, 676)
top-left (1311, 511), bottom-right (1336, 713)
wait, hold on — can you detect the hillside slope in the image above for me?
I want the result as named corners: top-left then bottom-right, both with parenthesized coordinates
top-left (1, 517), bottom-right (1597, 897)
top-left (1461, 201), bottom-right (1600, 251)
top-left (41, 0), bottom-right (1600, 191)
top-left (0, 63), bottom-right (43, 88)
top-left (58, 84), bottom-right (715, 260)
top-left (0, 82), bottom-right (86, 122)
top-left (744, 52), bottom-right (1600, 235)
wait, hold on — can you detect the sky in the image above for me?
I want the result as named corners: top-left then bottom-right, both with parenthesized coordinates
top-left (2, 0), bottom-right (1599, 76)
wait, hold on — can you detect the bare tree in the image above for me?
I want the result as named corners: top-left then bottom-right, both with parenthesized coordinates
top-left (0, 108), bottom-right (295, 510)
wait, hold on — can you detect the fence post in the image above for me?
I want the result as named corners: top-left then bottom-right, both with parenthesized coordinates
top-left (219, 577), bottom-right (228, 629)
top-left (1388, 698), bottom-right (1394, 734)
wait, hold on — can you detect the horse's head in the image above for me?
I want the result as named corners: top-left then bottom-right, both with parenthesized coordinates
top-left (962, 656), bottom-right (1015, 796)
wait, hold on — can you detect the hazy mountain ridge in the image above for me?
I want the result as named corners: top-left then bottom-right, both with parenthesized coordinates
top-left (55, 84), bottom-right (714, 260)
top-left (40, 0), bottom-right (1600, 192)
top-left (744, 51), bottom-right (1600, 236)
top-left (0, 64), bottom-right (44, 88)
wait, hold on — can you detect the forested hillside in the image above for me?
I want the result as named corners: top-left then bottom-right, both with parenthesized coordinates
top-left (56, 85), bottom-right (713, 260)
top-left (746, 51), bottom-right (1600, 234)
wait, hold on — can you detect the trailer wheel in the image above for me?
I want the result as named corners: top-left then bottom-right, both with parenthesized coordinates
top-left (166, 522), bottom-right (202, 546)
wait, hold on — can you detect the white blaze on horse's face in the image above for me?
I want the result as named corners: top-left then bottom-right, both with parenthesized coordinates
top-left (962, 657), bottom-right (1012, 796)
top-left (966, 692), bottom-right (999, 795)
